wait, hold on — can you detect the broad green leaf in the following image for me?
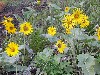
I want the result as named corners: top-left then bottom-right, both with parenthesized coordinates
top-left (41, 34), bottom-right (59, 43)
top-left (49, 3), bottom-right (61, 9)
top-left (94, 62), bottom-right (100, 74)
top-left (77, 54), bottom-right (95, 75)
top-left (13, 14), bottom-right (23, 22)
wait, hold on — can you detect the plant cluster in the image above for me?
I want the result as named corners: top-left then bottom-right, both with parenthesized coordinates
top-left (0, 0), bottom-right (100, 75)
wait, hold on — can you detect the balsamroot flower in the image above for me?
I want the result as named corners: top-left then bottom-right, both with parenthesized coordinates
top-left (71, 8), bottom-right (83, 24)
top-left (5, 22), bottom-right (16, 34)
top-left (79, 14), bottom-right (90, 28)
top-left (1, 16), bottom-right (13, 26)
top-left (96, 27), bottom-right (100, 40)
top-left (47, 26), bottom-right (56, 36)
top-left (20, 22), bottom-right (33, 35)
top-left (5, 42), bottom-right (19, 57)
top-left (55, 40), bottom-right (67, 53)
top-left (62, 14), bottom-right (75, 34)
top-left (65, 6), bottom-right (70, 12)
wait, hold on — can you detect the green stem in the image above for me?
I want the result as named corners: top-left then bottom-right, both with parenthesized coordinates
top-left (15, 57), bottom-right (17, 75)
top-left (22, 36), bottom-right (26, 71)
top-left (69, 33), bottom-right (76, 67)
top-left (24, 36), bottom-right (26, 60)
top-left (6, 31), bottom-right (7, 39)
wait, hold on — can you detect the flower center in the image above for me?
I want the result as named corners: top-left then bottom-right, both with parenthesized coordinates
top-left (23, 26), bottom-right (28, 31)
top-left (11, 47), bottom-right (15, 52)
top-left (58, 44), bottom-right (61, 48)
top-left (51, 29), bottom-right (54, 32)
top-left (82, 20), bottom-right (85, 23)
top-left (74, 14), bottom-right (79, 18)
top-left (65, 8), bottom-right (68, 11)
top-left (10, 26), bottom-right (14, 30)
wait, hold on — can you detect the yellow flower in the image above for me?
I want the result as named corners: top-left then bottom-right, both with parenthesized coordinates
top-left (4, 16), bottom-right (13, 22)
top-left (96, 27), bottom-right (100, 40)
top-left (80, 14), bottom-right (89, 20)
top-left (37, 0), bottom-right (41, 4)
top-left (79, 14), bottom-right (89, 28)
top-left (65, 6), bottom-right (70, 12)
top-left (20, 22), bottom-right (33, 35)
top-left (55, 40), bottom-right (66, 53)
top-left (72, 8), bottom-right (83, 24)
top-left (80, 19), bottom-right (89, 28)
top-left (5, 42), bottom-right (19, 57)
top-left (62, 14), bottom-right (76, 29)
top-left (5, 22), bottom-right (16, 34)
top-left (1, 16), bottom-right (13, 26)
top-left (62, 14), bottom-right (76, 35)
top-left (47, 26), bottom-right (56, 36)
top-left (65, 28), bottom-right (72, 34)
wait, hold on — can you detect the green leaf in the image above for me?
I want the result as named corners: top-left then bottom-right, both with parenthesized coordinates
top-left (5, 65), bottom-right (27, 72)
top-left (77, 54), bottom-right (95, 67)
top-left (41, 34), bottom-right (59, 43)
top-left (1, 52), bottom-right (20, 63)
top-left (13, 14), bottom-right (23, 22)
top-left (21, 9), bottom-right (34, 22)
top-left (77, 54), bottom-right (95, 75)
top-left (71, 28), bottom-right (86, 40)
top-left (81, 66), bottom-right (95, 75)
top-left (88, 41), bottom-right (100, 47)
top-left (94, 62), bottom-right (100, 74)
top-left (53, 55), bottom-right (61, 64)
top-left (49, 3), bottom-right (61, 9)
